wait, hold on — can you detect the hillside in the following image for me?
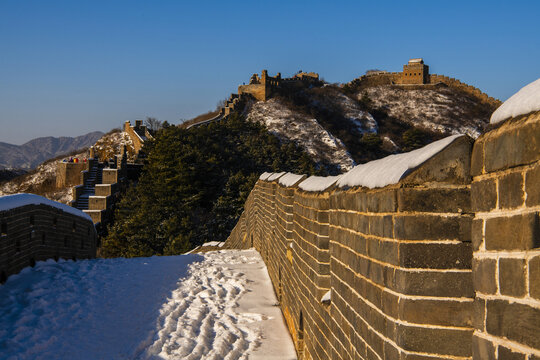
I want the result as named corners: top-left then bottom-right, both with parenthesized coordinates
top-left (242, 82), bottom-right (497, 172)
top-left (0, 131), bottom-right (104, 170)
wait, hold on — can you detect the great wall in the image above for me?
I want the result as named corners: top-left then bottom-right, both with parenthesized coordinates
top-left (224, 109), bottom-right (540, 359)
top-left (183, 59), bottom-right (501, 131)
top-left (0, 59), bottom-right (537, 359)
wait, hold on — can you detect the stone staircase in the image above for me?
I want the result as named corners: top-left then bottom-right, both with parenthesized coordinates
top-left (75, 162), bottom-right (102, 211)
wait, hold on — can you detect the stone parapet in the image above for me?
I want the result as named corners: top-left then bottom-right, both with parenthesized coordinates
top-left (225, 111), bottom-right (540, 359)
top-left (0, 201), bottom-right (97, 282)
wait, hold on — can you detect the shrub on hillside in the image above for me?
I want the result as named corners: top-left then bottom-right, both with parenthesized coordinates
top-left (100, 114), bottom-right (320, 258)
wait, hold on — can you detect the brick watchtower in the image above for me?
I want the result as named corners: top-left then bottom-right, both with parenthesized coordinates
top-left (401, 58), bottom-right (429, 84)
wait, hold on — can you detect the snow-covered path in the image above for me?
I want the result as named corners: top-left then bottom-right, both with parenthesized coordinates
top-left (0, 249), bottom-right (296, 360)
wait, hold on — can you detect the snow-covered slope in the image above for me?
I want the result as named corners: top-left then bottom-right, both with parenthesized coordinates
top-left (0, 148), bottom-right (89, 204)
top-left (93, 130), bottom-right (136, 162)
top-left (362, 85), bottom-right (494, 138)
top-left (309, 86), bottom-right (378, 134)
top-left (0, 130), bottom-right (137, 204)
top-left (247, 98), bottom-right (355, 171)
top-left (0, 249), bottom-right (296, 360)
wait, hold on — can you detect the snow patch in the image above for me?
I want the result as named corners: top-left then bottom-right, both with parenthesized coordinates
top-left (490, 78), bottom-right (540, 124)
top-left (267, 172), bottom-right (286, 181)
top-left (247, 99), bottom-right (355, 171)
top-left (321, 290), bottom-right (331, 303)
top-left (337, 134), bottom-right (463, 189)
top-left (201, 241), bottom-right (225, 247)
top-left (0, 193), bottom-right (92, 221)
top-left (298, 175), bottom-right (342, 192)
top-left (363, 85), bottom-right (489, 139)
top-left (278, 173), bottom-right (305, 187)
top-left (259, 172), bottom-right (273, 180)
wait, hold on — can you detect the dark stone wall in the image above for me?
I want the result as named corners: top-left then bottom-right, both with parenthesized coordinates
top-left (225, 111), bottom-right (540, 359)
top-left (0, 203), bottom-right (97, 282)
top-left (471, 111), bottom-right (540, 359)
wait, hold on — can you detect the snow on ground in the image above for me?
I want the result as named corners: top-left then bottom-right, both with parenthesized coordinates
top-left (337, 134), bottom-right (463, 189)
top-left (247, 98), bottom-right (355, 171)
top-left (313, 89), bottom-right (378, 134)
top-left (93, 131), bottom-right (137, 162)
top-left (0, 249), bottom-right (296, 360)
top-left (490, 77), bottom-right (540, 124)
top-left (363, 85), bottom-right (490, 138)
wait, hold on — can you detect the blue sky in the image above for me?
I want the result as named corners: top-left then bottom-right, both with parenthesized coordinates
top-left (1, 0), bottom-right (539, 144)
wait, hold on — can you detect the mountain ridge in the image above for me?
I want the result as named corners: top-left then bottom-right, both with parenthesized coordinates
top-left (0, 131), bottom-right (104, 170)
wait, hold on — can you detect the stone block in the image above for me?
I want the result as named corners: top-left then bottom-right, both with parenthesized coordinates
top-left (529, 255), bottom-right (540, 300)
top-left (499, 257), bottom-right (526, 297)
top-left (471, 178), bottom-right (497, 212)
top-left (397, 187), bottom-right (470, 213)
top-left (486, 299), bottom-right (540, 349)
top-left (471, 218), bottom-right (484, 251)
top-left (394, 268), bottom-right (473, 297)
top-left (484, 115), bottom-right (540, 172)
top-left (497, 346), bottom-right (527, 360)
top-left (471, 138), bottom-right (485, 177)
top-left (396, 323), bottom-right (472, 357)
top-left (484, 212), bottom-right (539, 250)
top-left (366, 190), bottom-right (397, 213)
top-left (394, 214), bottom-right (471, 242)
top-left (473, 258), bottom-right (497, 295)
top-left (499, 171), bottom-right (525, 209)
top-left (368, 215), bottom-right (393, 238)
top-left (399, 242), bottom-right (471, 269)
top-left (401, 135), bottom-right (473, 186)
top-left (473, 297), bottom-right (485, 331)
top-left (398, 297), bottom-right (473, 327)
top-left (472, 335), bottom-right (496, 360)
top-left (526, 163), bottom-right (540, 207)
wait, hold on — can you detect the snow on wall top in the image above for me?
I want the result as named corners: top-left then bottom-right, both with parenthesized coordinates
top-left (267, 172), bottom-right (286, 181)
top-left (298, 175), bottom-right (342, 192)
top-left (491, 78), bottom-right (540, 124)
top-left (0, 193), bottom-right (93, 222)
top-left (259, 172), bottom-right (273, 180)
top-left (337, 134), bottom-right (463, 189)
top-left (278, 173), bottom-right (305, 187)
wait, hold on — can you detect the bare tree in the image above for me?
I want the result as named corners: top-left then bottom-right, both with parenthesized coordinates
top-left (216, 99), bottom-right (227, 111)
top-left (145, 117), bottom-right (163, 132)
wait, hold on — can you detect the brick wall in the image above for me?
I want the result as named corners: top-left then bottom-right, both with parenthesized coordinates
top-left (470, 111), bottom-right (540, 359)
top-left (225, 112), bottom-right (540, 359)
top-left (0, 203), bottom-right (97, 282)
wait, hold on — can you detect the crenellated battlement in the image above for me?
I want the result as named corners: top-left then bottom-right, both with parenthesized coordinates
top-left (238, 69), bottom-right (320, 101)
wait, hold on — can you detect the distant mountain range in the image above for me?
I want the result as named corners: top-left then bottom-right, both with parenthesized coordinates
top-left (0, 131), bottom-right (104, 170)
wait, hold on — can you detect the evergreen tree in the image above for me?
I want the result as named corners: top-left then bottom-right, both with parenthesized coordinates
top-left (101, 114), bottom-right (321, 257)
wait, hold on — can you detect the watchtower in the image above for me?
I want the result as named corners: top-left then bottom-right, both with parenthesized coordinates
top-left (401, 58), bottom-right (429, 84)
